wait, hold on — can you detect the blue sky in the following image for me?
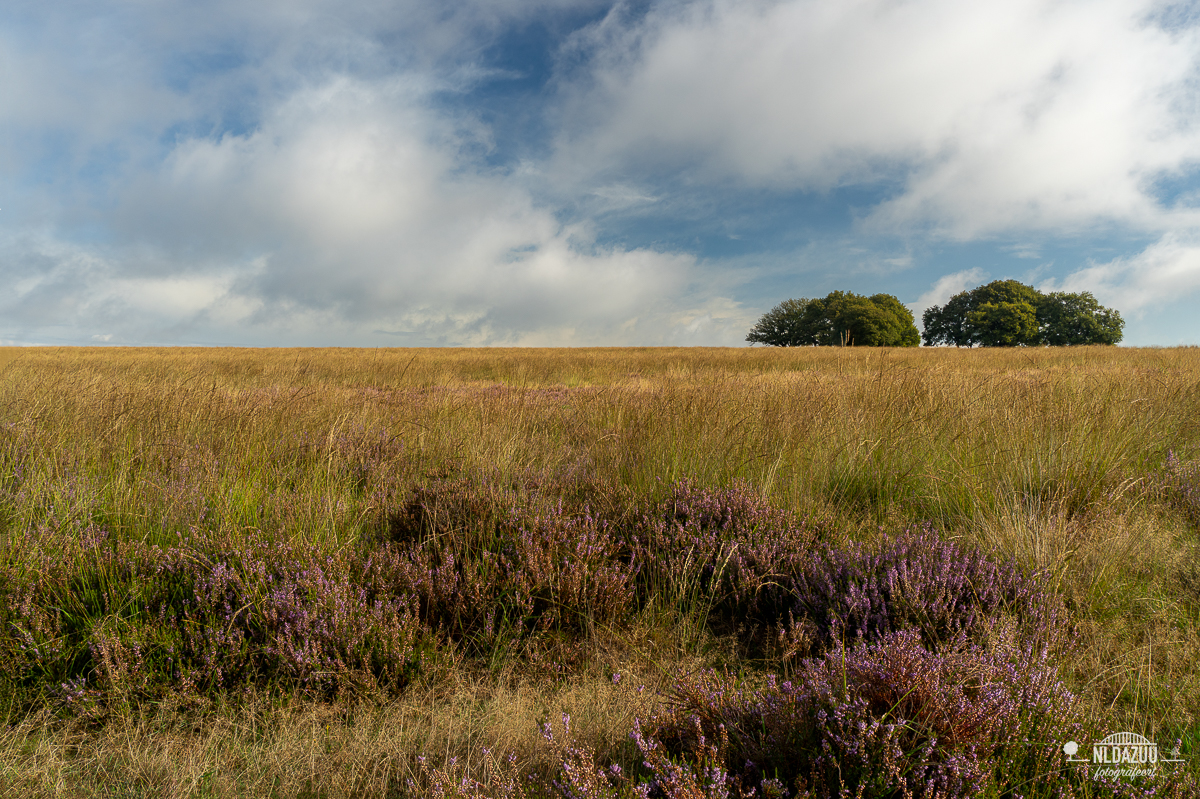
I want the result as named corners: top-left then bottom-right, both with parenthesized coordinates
top-left (2, 0), bottom-right (1199, 346)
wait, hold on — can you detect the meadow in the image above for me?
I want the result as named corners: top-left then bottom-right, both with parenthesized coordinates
top-left (0, 345), bottom-right (1198, 797)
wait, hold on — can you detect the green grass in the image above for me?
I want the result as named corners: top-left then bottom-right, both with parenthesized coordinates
top-left (0, 345), bottom-right (1199, 796)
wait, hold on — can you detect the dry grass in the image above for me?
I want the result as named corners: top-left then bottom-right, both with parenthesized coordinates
top-left (0, 624), bottom-right (681, 798)
top-left (4, 345), bottom-right (1195, 531)
top-left (1, 345), bottom-right (1199, 796)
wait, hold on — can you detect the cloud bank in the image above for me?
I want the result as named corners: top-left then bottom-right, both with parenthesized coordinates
top-left (1, 0), bottom-right (1198, 345)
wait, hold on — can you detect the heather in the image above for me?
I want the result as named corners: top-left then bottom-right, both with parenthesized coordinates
top-left (644, 629), bottom-right (1077, 798)
top-left (0, 346), bottom-right (1199, 797)
top-left (789, 525), bottom-right (1057, 651)
top-left (0, 478), bottom-right (808, 711)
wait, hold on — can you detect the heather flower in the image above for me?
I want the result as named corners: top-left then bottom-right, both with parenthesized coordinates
top-left (791, 524), bottom-right (1062, 655)
top-left (642, 628), bottom-right (1079, 798)
top-left (624, 479), bottom-right (818, 646)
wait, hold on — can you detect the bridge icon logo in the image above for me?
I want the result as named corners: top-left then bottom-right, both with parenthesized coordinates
top-left (1064, 732), bottom-right (1187, 780)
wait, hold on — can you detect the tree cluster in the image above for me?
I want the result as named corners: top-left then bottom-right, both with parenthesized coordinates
top-left (747, 291), bottom-right (920, 347)
top-left (921, 280), bottom-right (1123, 347)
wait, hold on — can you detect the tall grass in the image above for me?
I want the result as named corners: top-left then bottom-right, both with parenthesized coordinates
top-left (1, 346), bottom-right (1199, 797)
top-left (6, 346), bottom-right (1195, 531)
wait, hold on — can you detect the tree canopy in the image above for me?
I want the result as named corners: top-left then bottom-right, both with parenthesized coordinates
top-left (921, 280), bottom-right (1123, 347)
top-left (747, 291), bottom-right (920, 347)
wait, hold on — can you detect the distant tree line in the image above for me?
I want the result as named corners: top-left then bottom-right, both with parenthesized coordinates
top-left (746, 291), bottom-right (920, 347)
top-left (921, 280), bottom-right (1123, 347)
top-left (747, 281), bottom-right (1123, 348)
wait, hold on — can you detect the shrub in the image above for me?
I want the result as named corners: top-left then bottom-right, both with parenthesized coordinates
top-left (0, 524), bottom-right (426, 709)
top-left (620, 480), bottom-right (819, 655)
top-left (643, 628), bottom-right (1079, 798)
top-left (790, 524), bottom-right (1061, 654)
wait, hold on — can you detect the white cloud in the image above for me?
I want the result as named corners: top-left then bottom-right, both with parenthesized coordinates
top-left (5, 0), bottom-right (1200, 345)
top-left (1043, 232), bottom-right (1200, 313)
top-left (1004, 244), bottom-right (1043, 260)
top-left (909, 267), bottom-right (987, 322)
top-left (588, 183), bottom-right (660, 213)
top-left (556, 0), bottom-right (1200, 238)
top-left (3, 74), bottom-right (728, 345)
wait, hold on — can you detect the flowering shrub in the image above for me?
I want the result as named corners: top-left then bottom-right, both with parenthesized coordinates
top-left (184, 538), bottom-right (424, 693)
top-left (0, 471), bottom-right (644, 706)
top-left (627, 480), bottom-right (817, 641)
top-left (0, 525), bottom-right (425, 705)
top-left (0, 472), bottom-right (1067, 718)
top-left (645, 627), bottom-right (1078, 798)
top-left (407, 622), bottom-right (1116, 799)
top-left (368, 487), bottom-right (635, 647)
top-left (790, 524), bottom-right (1062, 654)
top-left (9, 466), bottom-right (1191, 797)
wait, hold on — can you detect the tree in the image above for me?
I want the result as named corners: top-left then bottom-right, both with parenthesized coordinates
top-left (863, 293), bottom-right (921, 347)
top-left (744, 298), bottom-right (818, 347)
top-left (967, 301), bottom-right (1039, 347)
top-left (973, 279), bottom-right (1042, 310)
top-left (921, 280), bottom-right (1123, 347)
top-left (747, 291), bottom-right (919, 347)
top-left (1036, 291), bottom-right (1124, 346)
top-left (922, 291), bottom-right (975, 347)
top-left (922, 280), bottom-right (1042, 347)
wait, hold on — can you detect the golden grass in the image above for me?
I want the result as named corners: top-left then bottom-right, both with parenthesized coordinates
top-left (2, 345), bottom-right (1199, 796)
top-left (5, 345), bottom-right (1197, 536)
top-left (0, 625), bottom-right (682, 799)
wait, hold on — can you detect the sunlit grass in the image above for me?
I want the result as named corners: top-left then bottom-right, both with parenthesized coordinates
top-left (1, 345), bottom-right (1199, 796)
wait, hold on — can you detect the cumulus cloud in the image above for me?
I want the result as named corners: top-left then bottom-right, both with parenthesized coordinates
top-left (4, 0), bottom-right (1200, 346)
top-left (2, 71), bottom-right (722, 345)
top-left (1043, 232), bottom-right (1200, 314)
top-left (1, 0), bottom-right (774, 346)
top-left (555, 0), bottom-right (1200, 238)
top-left (908, 267), bottom-right (987, 323)
top-left (144, 79), bottom-right (704, 343)
top-left (547, 0), bottom-right (1200, 335)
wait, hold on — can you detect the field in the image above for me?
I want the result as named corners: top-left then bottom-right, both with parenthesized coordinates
top-left (0, 345), bottom-right (1198, 797)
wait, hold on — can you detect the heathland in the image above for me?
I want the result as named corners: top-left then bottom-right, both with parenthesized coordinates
top-left (0, 346), bottom-right (1198, 797)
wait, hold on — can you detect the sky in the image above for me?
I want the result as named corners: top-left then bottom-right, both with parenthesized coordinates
top-left (2, 0), bottom-right (1200, 347)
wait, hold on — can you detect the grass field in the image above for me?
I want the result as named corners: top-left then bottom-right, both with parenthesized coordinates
top-left (0, 345), bottom-right (1198, 797)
